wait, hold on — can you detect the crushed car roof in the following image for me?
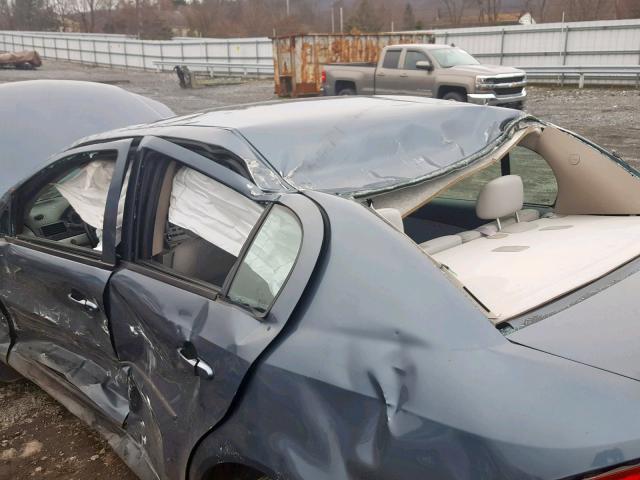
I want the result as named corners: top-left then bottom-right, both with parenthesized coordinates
top-left (124, 96), bottom-right (525, 195)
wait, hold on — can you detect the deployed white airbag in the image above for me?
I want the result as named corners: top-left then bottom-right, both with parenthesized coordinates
top-left (56, 160), bottom-right (116, 231)
top-left (168, 167), bottom-right (263, 256)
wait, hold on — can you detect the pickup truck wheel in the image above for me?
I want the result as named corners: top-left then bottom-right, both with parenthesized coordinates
top-left (442, 91), bottom-right (466, 102)
top-left (338, 88), bottom-right (356, 96)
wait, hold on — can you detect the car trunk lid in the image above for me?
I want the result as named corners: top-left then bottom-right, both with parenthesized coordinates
top-left (507, 262), bottom-right (640, 381)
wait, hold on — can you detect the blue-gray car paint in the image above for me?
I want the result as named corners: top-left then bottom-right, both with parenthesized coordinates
top-left (188, 191), bottom-right (640, 480)
top-left (2, 81), bottom-right (640, 480)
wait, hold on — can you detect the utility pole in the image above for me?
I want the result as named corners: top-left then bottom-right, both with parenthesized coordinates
top-left (286, 0), bottom-right (290, 16)
top-left (331, 7), bottom-right (335, 33)
top-left (340, 7), bottom-right (344, 33)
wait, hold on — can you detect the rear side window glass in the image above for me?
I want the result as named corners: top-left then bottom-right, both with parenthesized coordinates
top-left (510, 146), bottom-right (558, 206)
top-left (228, 205), bottom-right (302, 314)
top-left (382, 50), bottom-right (401, 69)
top-left (404, 50), bottom-right (428, 70)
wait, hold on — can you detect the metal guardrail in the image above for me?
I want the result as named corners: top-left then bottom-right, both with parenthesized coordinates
top-left (153, 60), bottom-right (274, 76)
top-left (522, 65), bottom-right (640, 88)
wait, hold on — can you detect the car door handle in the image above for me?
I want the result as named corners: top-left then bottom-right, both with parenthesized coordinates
top-left (377, 72), bottom-right (385, 77)
top-left (178, 347), bottom-right (214, 380)
top-left (399, 73), bottom-right (409, 78)
top-left (67, 291), bottom-right (99, 312)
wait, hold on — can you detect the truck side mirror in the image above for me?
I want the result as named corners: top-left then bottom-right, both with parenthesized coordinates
top-left (415, 60), bottom-right (433, 72)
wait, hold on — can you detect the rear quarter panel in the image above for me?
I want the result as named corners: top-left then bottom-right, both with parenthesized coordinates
top-left (189, 192), bottom-right (640, 480)
top-left (325, 66), bottom-right (375, 95)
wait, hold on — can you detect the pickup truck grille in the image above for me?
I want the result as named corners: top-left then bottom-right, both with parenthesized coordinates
top-left (494, 86), bottom-right (524, 95)
top-left (485, 75), bottom-right (526, 84)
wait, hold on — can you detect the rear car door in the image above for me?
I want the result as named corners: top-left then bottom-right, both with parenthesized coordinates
top-left (375, 48), bottom-right (402, 95)
top-left (0, 139), bottom-right (133, 425)
top-left (401, 48), bottom-right (436, 96)
top-left (108, 136), bottom-right (323, 479)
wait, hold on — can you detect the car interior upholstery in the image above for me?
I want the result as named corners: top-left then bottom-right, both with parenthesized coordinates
top-left (150, 161), bottom-right (263, 287)
top-left (373, 126), bottom-right (640, 323)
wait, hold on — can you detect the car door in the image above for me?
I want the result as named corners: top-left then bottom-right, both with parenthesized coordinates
top-left (0, 139), bottom-right (133, 425)
top-left (400, 49), bottom-right (436, 97)
top-left (374, 48), bottom-right (402, 94)
top-left (107, 135), bottom-right (324, 480)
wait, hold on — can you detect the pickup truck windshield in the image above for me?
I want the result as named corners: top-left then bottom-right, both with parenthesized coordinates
top-left (432, 48), bottom-right (480, 68)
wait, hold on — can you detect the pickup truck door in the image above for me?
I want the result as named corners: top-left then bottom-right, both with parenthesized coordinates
top-left (399, 49), bottom-right (436, 97)
top-left (374, 48), bottom-right (402, 95)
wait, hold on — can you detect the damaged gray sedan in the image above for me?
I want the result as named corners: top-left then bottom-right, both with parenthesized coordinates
top-left (2, 80), bottom-right (640, 480)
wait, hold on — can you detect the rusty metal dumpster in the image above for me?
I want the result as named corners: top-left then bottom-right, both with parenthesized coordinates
top-left (272, 33), bottom-right (435, 97)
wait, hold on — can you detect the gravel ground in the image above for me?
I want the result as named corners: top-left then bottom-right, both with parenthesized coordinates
top-left (0, 60), bottom-right (639, 480)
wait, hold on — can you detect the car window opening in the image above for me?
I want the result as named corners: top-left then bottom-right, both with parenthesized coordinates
top-left (145, 158), bottom-right (303, 314)
top-left (371, 126), bottom-right (640, 325)
top-left (21, 151), bottom-right (122, 252)
top-left (148, 161), bottom-right (264, 288)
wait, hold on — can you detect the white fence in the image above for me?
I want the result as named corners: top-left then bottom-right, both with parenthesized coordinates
top-left (0, 31), bottom-right (274, 76)
top-left (431, 18), bottom-right (640, 68)
top-left (2, 18), bottom-right (640, 84)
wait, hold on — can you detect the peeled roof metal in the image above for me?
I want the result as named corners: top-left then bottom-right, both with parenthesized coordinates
top-left (156, 96), bottom-right (524, 195)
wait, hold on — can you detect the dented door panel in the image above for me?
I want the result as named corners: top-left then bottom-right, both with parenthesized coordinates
top-left (0, 241), bottom-right (129, 424)
top-left (108, 269), bottom-right (260, 478)
top-left (108, 193), bottom-right (324, 480)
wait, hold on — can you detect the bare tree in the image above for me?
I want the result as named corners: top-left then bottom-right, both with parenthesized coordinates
top-left (476, 0), bottom-right (501, 22)
top-left (521, 0), bottom-right (548, 22)
top-left (615, 0), bottom-right (640, 18)
top-left (346, 0), bottom-right (383, 33)
top-left (0, 0), bottom-right (14, 28)
top-left (402, 2), bottom-right (416, 30)
top-left (439, 0), bottom-right (471, 25)
top-left (564, 0), bottom-right (606, 21)
top-left (51, 0), bottom-right (73, 31)
top-left (70, 0), bottom-right (101, 32)
top-left (487, 0), bottom-right (501, 22)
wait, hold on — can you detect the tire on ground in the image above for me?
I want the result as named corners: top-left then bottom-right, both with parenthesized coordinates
top-left (338, 87), bottom-right (356, 96)
top-left (442, 91), bottom-right (467, 102)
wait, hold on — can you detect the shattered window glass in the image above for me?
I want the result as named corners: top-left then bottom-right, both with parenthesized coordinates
top-left (228, 205), bottom-right (301, 314)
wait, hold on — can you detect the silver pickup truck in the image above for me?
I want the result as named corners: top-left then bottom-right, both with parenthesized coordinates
top-left (322, 44), bottom-right (527, 108)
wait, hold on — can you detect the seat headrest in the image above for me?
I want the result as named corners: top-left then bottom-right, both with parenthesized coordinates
top-left (476, 175), bottom-right (524, 220)
top-left (376, 208), bottom-right (404, 232)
